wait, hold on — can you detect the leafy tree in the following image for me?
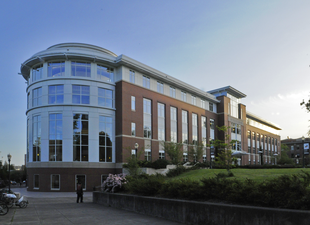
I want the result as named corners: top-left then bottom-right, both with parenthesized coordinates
top-left (212, 125), bottom-right (237, 172)
top-left (300, 99), bottom-right (310, 136)
top-left (162, 141), bottom-right (183, 166)
top-left (188, 142), bottom-right (204, 163)
top-left (123, 147), bottom-right (143, 177)
top-left (277, 144), bottom-right (294, 165)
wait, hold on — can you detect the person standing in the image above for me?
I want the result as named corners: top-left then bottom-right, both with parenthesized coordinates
top-left (76, 182), bottom-right (83, 203)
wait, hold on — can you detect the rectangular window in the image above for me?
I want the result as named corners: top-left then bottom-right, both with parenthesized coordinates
top-left (201, 100), bottom-right (205, 109)
top-left (265, 136), bottom-right (267, 151)
top-left (159, 150), bottom-right (165, 160)
top-left (131, 96), bottom-right (135, 111)
top-left (182, 110), bottom-right (188, 144)
top-left (192, 113), bottom-right (198, 145)
top-left (275, 139), bottom-right (278, 152)
top-left (143, 99), bottom-right (152, 138)
top-left (268, 137), bottom-right (271, 151)
top-left (129, 70), bottom-right (135, 83)
top-left (98, 88), bottom-right (113, 108)
top-left (32, 115), bottom-right (41, 161)
top-left (210, 119), bottom-right (215, 140)
top-left (261, 134), bottom-right (264, 151)
top-left (157, 82), bottom-right (164, 94)
top-left (34, 174), bottom-right (39, 189)
top-left (48, 62), bottom-right (65, 77)
top-left (32, 87), bottom-right (42, 107)
top-left (49, 114), bottom-right (62, 161)
top-left (131, 122), bottom-right (136, 136)
top-left (209, 102), bottom-right (214, 112)
top-left (76, 175), bottom-right (86, 190)
top-left (145, 149), bottom-right (151, 161)
top-left (71, 62), bottom-right (91, 77)
top-left (192, 96), bottom-right (196, 105)
top-left (291, 145), bottom-right (294, 151)
top-left (73, 114), bottom-right (88, 161)
top-left (72, 85), bottom-right (90, 104)
top-left (97, 65), bottom-right (113, 82)
top-left (27, 92), bottom-right (30, 109)
top-left (170, 107), bottom-right (177, 142)
top-left (51, 174), bottom-right (60, 190)
top-left (170, 87), bottom-right (176, 98)
top-left (99, 116), bottom-right (113, 162)
top-left (158, 103), bottom-right (165, 141)
top-left (181, 91), bottom-right (187, 102)
top-left (32, 65), bottom-right (43, 82)
top-left (143, 76), bottom-right (150, 89)
top-left (257, 133), bottom-right (260, 150)
top-left (49, 85), bottom-right (64, 104)
top-left (201, 116), bottom-right (207, 146)
top-left (248, 130), bottom-right (251, 150)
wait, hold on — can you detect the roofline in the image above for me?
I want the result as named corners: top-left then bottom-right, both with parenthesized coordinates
top-left (246, 111), bottom-right (281, 130)
top-left (208, 86), bottom-right (247, 99)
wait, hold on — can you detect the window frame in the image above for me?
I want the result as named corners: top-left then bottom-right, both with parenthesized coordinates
top-left (72, 85), bottom-right (90, 104)
top-left (48, 62), bottom-right (65, 77)
top-left (71, 61), bottom-right (91, 77)
top-left (48, 85), bottom-right (64, 104)
top-left (51, 174), bottom-right (60, 190)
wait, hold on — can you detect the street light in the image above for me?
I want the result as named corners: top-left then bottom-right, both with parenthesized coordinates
top-left (7, 154), bottom-right (12, 192)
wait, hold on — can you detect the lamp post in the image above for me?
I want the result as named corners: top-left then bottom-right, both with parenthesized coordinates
top-left (7, 154), bottom-right (11, 192)
top-left (209, 137), bottom-right (213, 169)
top-left (302, 136), bottom-right (305, 168)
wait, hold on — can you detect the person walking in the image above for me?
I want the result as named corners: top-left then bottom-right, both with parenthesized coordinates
top-left (76, 182), bottom-right (83, 203)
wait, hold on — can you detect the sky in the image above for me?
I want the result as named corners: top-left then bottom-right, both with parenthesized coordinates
top-left (0, 0), bottom-right (310, 166)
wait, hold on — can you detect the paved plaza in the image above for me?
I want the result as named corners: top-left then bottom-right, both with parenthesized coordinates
top-left (1, 187), bottom-right (182, 225)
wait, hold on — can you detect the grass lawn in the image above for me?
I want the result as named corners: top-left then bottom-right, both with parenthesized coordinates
top-left (170, 168), bottom-right (310, 183)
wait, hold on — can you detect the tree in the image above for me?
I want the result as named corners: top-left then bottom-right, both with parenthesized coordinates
top-left (300, 99), bottom-right (310, 136)
top-left (212, 125), bottom-right (237, 172)
top-left (162, 141), bottom-right (183, 166)
top-left (188, 142), bottom-right (204, 163)
top-left (123, 147), bottom-right (143, 177)
top-left (277, 144), bottom-right (294, 165)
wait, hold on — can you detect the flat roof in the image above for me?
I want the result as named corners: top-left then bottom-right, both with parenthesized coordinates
top-left (208, 86), bottom-right (247, 99)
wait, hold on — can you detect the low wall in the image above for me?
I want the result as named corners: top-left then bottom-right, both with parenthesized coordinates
top-left (93, 191), bottom-right (310, 225)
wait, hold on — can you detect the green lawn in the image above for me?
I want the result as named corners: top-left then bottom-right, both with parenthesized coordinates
top-left (170, 168), bottom-right (310, 183)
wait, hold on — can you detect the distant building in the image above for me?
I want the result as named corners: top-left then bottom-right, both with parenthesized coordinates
top-left (20, 43), bottom-right (281, 191)
top-left (281, 137), bottom-right (310, 165)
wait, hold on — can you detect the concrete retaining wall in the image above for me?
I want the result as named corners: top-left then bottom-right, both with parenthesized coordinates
top-left (93, 191), bottom-right (310, 225)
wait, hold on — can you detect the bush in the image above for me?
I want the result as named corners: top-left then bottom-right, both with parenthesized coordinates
top-left (124, 174), bottom-right (165, 196)
top-left (160, 179), bottom-right (202, 200)
top-left (137, 159), bottom-right (170, 169)
top-left (166, 166), bottom-right (187, 177)
top-left (101, 174), bottom-right (127, 193)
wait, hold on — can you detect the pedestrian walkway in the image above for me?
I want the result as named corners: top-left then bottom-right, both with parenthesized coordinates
top-left (1, 187), bottom-right (183, 225)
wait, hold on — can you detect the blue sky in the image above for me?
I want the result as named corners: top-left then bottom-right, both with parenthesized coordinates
top-left (1, 0), bottom-right (310, 165)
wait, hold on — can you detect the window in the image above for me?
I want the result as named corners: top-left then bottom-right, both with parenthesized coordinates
top-left (32, 87), bottom-right (42, 107)
top-left (171, 107), bottom-right (177, 142)
top-left (98, 88), bottom-right (113, 108)
top-left (203, 155), bottom-right (206, 163)
top-left (181, 91), bottom-right (187, 102)
top-left (183, 153), bottom-right (188, 162)
top-left (248, 130), bottom-right (251, 150)
top-left (131, 96), bottom-right (135, 111)
top-left (192, 114), bottom-right (198, 145)
top-left (72, 85), bottom-right (90, 104)
top-left (182, 110), bottom-right (188, 144)
top-left (228, 94), bottom-right (240, 118)
top-left (261, 134), bottom-right (264, 151)
top-left (157, 82), bottom-right (164, 94)
top-left (291, 146), bottom-right (294, 151)
top-left (48, 62), bottom-right (65, 77)
top-left (99, 116), bottom-right (113, 162)
top-left (209, 102), bottom-right (214, 112)
top-left (131, 123), bottom-right (136, 136)
top-left (143, 76), bottom-right (150, 89)
top-left (170, 87), bottom-right (176, 98)
top-left (158, 103), bottom-right (165, 141)
top-left (129, 70), bottom-right (135, 83)
top-left (75, 175), bottom-right (86, 190)
top-left (201, 100), bottom-right (205, 109)
top-left (32, 115), bottom-right (41, 162)
top-left (34, 175), bottom-right (39, 189)
top-left (201, 116), bottom-right (207, 146)
top-left (49, 114), bottom-right (62, 161)
top-left (97, 65), bottom-right (113, 82)
top-left (27, 92), bottom-right (30, 109)
top-left (143, 99), bottom-right (152, 138)
top-left (192, 96), bottom-right (196, 105)
top-left (73, 114), bottom-right (88, 161)
top-left (49, 85), bottom-right (64, 104)
top-left (32, 65), bottom-right (43, 82)
top-left (71, 62), bottom-right (91, 77)
top-left (210, 119), bottom-right (215, 140)
top-left (159, 150), bottom-right (165, 159)
top-left (51, 175), bottom-right (60, 190)
top-left (257, 133), bottom-right (260, 150)
top-left (145, 149), bottom-right (151, 161)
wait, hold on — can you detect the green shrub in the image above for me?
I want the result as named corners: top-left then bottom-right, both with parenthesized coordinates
top-left (166, 166), bottom-right (187, 177)
top-left (160, 179), bottom-right (202, 200)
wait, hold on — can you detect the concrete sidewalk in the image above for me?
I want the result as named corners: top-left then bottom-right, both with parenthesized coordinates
top-left (1, 188), bottom-right (183, 225)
